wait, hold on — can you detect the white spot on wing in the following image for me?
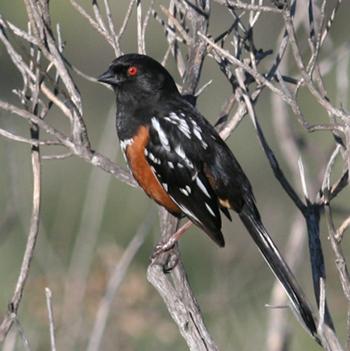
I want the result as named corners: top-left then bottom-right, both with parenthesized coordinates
top-left (190, 119), bottom-right (207, 149)
top-left (175, 145), bottom-right (185, 159)
top-left (174, 113), bottom-right (191, 138)
top-left (205, 202), bottom-right (216, 217)
top-left (193, 128), bottom-right (202, 141)
top-left (175, 145), bottom-right (194, 168)
top-left (164, 117), bottom-right (176, 124)
top-left (191, 170), bottom-right (198, 181)
top-left (176, 203), bottom-right (201, 224)
top-left (151, 117), bottom-right (171, 151)
top-left (168, 161), bottom-right (174, 169)
top-left (178, 122), bottom-right (191, 138)
top-left (196, 177), bottom-right (211, 198)
top-left (179, 188), bottom-right (189, 196)
top-left (167, 191), bottom-right (202, 225)
top-left (165, 112), bottom-right (191, 138)
top-left (169, 112), bottom-right (181, 121)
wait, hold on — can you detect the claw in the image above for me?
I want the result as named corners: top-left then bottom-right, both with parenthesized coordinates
top-left (151, 237), bottom-right (176, 259)
top-left (163, 251), bottom-right (180, 272)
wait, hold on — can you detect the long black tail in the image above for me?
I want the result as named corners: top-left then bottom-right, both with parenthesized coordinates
top-left (239, 203), bottom-right (319, 343)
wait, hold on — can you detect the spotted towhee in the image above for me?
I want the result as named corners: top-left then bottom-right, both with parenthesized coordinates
top-left (98, 54), bottom-right (318, 341)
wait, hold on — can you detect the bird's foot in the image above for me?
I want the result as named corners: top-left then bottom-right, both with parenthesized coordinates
top-left (150, 220), bottom-right (193, 272)
top-left (150, 238), bottom-right (179, 272)
top-left (163, 250), bottom-right (180, 273)
top-left (152, 236), bottom-right (177, 258)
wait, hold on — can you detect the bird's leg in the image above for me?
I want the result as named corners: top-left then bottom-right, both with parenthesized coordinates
top-left (152, 220), bottom-right (193, 259)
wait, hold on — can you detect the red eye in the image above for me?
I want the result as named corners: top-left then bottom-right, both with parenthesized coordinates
top-left (127, 66), bottom-right (138, 76)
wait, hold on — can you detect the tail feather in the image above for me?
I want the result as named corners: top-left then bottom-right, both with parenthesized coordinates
top-left (239, 204), bottom-right (319, 343)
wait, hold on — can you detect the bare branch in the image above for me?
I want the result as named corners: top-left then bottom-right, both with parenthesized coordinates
top-left (0, 116), bottom-right (41, 342)
top-left (283, 10), bottom-right (349, 122)
top-left (336, 216), bottom-right (350, 241)
top-left (70, 0), bottom-right (114, 47)
top-left (102, 0), bottom-right (120, 56)
top-left (0, 99), bottom-right (136, 186)
top-left (45, 288), bottom-right (57, 351)
top-left (212, 0), bottom-right (283, 13)
top-left (324, 205), bottom-right (350, 303)
top-left (118, 0), bottom-right (136, 38)
top-left (147, 211), bottom-right (219, 351)
top-left (0, 128), bottom-right (57, 146)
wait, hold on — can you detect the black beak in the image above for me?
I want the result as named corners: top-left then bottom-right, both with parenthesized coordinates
top-left (97, 69), bottom-right (117, 85)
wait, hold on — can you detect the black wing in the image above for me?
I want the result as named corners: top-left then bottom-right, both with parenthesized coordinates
top-left (146, 105), bottom-right (319, 340)
top-left (146, 112), bottom-right (225, 247)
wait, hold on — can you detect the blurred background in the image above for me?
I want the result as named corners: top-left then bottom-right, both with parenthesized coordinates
top-left (1, 1), bottom-right (350, 350)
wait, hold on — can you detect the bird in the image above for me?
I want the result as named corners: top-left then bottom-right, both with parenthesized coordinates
top-left (98, 53), bottom-right (318, 341)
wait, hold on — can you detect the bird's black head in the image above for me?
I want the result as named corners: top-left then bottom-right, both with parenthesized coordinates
top-left (98, 54), bottom-right (180, 103)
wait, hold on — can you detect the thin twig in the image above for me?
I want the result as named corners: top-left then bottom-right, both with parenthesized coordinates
top-left (266, 214), bottom-right (306, 351)
top-left (283, 10), bottom-right (349, 122)
top-left (87, 212), bottom-right (155, 351)
top-left (324, 205), bottom-right (350, 303)
top-left (13, 318), bottom-right (31, 351)
top-left (42, 152), bottom-right (74, 160)
top-left (0, 99), bottom-right (136, 186)
top-left (102, 0), bottom-right (120, 56)
top-left (160, 5), bottom-right (192, 44)
top-left (336, 216), bottom-right (350, 241)
top-left (0, 113), bottom-right (41, 342)
top-left (234, 68), bottom-right (305, 212)
top-left (136, 0), bottom-right (144, 54)
top-left (0, 128), bottom-right (58, 146)
top-left (92, 0), bottom-right (108, 34)
top-left (298, 156), bottom-right (310, 200)
top-left (118, 0), bottom-right (136, 38)
top-left (69, 0), bottom-right (114, 47)
top-left (212, 0), bottom-right (282, 13)
top-left (45, 288), bottom-right (57, 351)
